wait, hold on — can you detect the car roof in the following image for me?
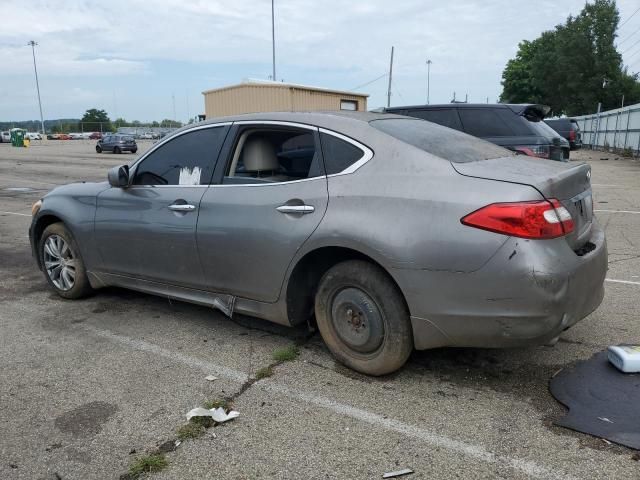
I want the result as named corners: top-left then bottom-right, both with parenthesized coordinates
top-left (385, 103), bottom-right (551, 117)
top-left (168, 111), bottom-right (409, 139)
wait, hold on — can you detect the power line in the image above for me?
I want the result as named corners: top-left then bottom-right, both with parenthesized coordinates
top-left (620, 6), bottom-right (640, 28)
top-left (622, 37), bottom-right (640, 54)
top-left (619, 25), bottom-right (640, 45)
top-left (350, 72), bottom-right (388, 91)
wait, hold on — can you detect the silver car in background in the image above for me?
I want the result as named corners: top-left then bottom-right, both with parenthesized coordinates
top-left (29, 112), bottom-right (607, 375)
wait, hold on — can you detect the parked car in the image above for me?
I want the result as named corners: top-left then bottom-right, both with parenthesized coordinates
top-left (26, 132), bottom-right (42, 140)
top-left (384, 103), bottom-right (570, 161)
top-left (89, 132), bottom-right (103, 140)
top-left (96, 135), bottom-right (137, 154)
top-left (0, 131), bottom-right (10, 143)
top-left (29, 112), bottom-right (606, 375)
top-left (139, 132), bottom-right (155, 140)
top-left (545, 118), bottom-right (582, 150)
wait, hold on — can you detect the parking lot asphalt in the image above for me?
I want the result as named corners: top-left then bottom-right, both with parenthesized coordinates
top-left (0, 141), bottom-right (639, 480)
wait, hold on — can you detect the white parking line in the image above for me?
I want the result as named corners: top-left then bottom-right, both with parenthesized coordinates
top-left (84, 325), bottom-right (574, 480)
top-left (594, 209), bottom-right (640, 214)
top-left (0, 211), bottom-right (31, 217)
top-left (606, 278), bottom-right (640, 286)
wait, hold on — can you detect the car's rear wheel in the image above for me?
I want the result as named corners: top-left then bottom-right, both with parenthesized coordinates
top-left (131, 148), bottom-right (137, 154)
top-left (114, 146), bottom-right (121, 154)
top-left (95, 145), bottom-right (102, 153)
top-left (40, 223), bottom-right (93, 299)
top-left (314, 260), bottom-right (413, 376)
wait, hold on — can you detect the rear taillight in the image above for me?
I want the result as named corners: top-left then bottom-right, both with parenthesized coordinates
top-left (569, 129), bottom-right (576, 142)
top-left (461, 199), bottom-right (574, 239)
top-left (513, 145), bottom-right (550, 159)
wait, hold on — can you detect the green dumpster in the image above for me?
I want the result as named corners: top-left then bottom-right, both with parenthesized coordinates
top-left (10, 129), bottom-right (25, 147)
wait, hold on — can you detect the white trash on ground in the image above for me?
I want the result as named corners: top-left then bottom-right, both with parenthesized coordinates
top-left (205, 375), bottom-right (218, 382)
top-left (186, 407), bottom-right (240, 423)
top-left (382, 468), bottom-right (414, 478)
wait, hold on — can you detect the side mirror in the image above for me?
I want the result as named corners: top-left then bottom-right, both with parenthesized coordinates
top-left (108, 165), bottom-right (130, 188)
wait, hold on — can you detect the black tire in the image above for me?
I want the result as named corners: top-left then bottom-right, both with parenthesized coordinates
top-left (114, 146), bottom-right (121, 154)
top-left (314, 260), bottom-right (413, 376)
top-left (131, 149), bottom-right (137, 154)
top-left (39, 222), bottom-right (93, 299)
top-left (95, 145), bottom-right (102, 153)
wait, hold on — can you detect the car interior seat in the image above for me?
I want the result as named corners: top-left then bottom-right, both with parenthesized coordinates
top-left (240, 135), bottom-right (288, 182)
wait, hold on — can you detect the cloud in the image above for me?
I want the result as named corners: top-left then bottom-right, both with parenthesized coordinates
top-left (1, 0), bottom-right (638, 119)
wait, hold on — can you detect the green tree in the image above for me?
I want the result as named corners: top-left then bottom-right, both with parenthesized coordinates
top-left (80, 108), bottom-right (112, 132)
top-left (500, 0), bottom-right (640, 115)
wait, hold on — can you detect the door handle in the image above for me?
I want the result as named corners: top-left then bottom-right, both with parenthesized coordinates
top-left (276, 205), bottom-right (315, 214)
top-left (168, 203), bottom-right (196, 212)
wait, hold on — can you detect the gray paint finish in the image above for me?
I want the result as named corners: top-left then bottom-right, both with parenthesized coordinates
top-left (29, 111), bottom-right (607, 352)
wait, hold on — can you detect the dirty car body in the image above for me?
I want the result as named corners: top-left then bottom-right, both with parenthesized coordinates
top-left (29, 112), bottom-right (607, 375)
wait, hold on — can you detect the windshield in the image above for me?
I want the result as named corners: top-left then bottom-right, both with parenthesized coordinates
top-left (369, 118), bottom-right (513, 163)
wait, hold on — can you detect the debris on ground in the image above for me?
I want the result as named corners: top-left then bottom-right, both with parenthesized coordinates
top-left (205, 375), bottom-right (218, 382)
top-left (382, 468), bottom-right (414, 478)
top-left (550, 350), bottom-right (640, 449)
top-left (186, 407), bottom-right (239, 424)
top-left (607, 345), bottom-right (640, 373)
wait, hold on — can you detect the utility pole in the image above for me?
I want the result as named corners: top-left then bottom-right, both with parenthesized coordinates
top-left (271, 0), bottom-right (276, 82)
top-left (387, 46), bottom-right (394, 108)
top-left (172, 93), bottom-right (177, 127)
top-left (426, 59), bottom-right (432, 104)
top-left (28, 40), bottom-right (45, 135)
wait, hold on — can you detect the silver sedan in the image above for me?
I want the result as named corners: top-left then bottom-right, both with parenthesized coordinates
top-left (29, 112), bottom-right (607, 375)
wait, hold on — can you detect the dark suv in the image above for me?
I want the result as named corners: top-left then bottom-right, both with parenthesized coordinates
top-left (545, 118), bottom-right (582, 150)
top-left (384, 103), bottom-right (570, 161)
top-left (96, 135), bottom-right (137, 154)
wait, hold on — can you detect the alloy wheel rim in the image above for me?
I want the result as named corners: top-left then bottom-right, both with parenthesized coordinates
top-left (44, 235), bottom-right (76, 291)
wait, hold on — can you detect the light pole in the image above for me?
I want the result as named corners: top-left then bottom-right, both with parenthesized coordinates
top-left (271, 0), bottom-right (276, 81)
top-left (28, 40), bottom-right (45, 135)
top-left (426, 59), bottom-right (432, 104)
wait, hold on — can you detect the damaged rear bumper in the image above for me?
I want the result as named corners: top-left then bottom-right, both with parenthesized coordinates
top-left (393, 222), bottom-right (608, 350)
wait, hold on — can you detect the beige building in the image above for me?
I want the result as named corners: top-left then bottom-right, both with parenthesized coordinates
top-left (202, 80), bottom-right (368, 118)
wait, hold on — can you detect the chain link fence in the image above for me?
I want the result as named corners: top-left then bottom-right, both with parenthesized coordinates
top-left (573, 103), bottom-right (640, 156)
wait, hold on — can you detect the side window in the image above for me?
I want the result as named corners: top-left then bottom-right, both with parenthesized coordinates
top-left (132, 127), bottom-right (227, 186)
top-left (224, 128), bottom-right (322, 184)
top-left (408, 109), bottom-right (463, 131)
top-left (458, 109), bottom-right (514, 137)
top-left (320, 132), bottom-right (365, 175)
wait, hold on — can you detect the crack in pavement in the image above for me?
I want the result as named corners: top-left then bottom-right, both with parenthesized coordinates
top-left (82, 324), bottom-right (578, 480)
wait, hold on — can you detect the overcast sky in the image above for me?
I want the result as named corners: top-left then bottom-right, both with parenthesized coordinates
top-left (1, 0), bottom-right (640, 122)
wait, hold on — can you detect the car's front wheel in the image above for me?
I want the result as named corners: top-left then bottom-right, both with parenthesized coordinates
top-left (40, 223), bottom-right (93, 299)
top-left (314, 260), bottom-right (413, 376)
top-left (95, 145), bottom-right (102, 153)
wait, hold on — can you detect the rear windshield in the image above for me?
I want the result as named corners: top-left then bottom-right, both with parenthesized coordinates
top-left (369, 118), bottom-right (513, 163)
top-left (526, 119), bottom-right (561, 138)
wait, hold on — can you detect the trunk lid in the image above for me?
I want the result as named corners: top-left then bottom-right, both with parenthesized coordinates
top-left (452, 156), bottom-right (593, 250)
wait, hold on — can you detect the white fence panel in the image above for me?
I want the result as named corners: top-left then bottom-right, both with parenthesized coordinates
top-left (573, 103), bottom-right (640, 154)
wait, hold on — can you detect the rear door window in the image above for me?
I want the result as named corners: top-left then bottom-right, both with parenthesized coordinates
top-left (223, 127), bottom-right (324, 184)
top-left (458, 109), bottom-right (514, 137)
top-left (320, 132), bottom-right (365, 175)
